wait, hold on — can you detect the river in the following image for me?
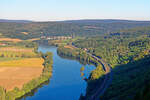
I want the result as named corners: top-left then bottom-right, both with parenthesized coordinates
top-left (22, 45), bottom-right (95, 100)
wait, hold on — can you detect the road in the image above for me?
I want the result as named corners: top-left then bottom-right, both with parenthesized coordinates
top-left (71, 44), bottom-right (113, 100)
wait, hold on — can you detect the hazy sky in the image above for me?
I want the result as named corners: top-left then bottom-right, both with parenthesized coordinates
top-left (0, 0), bottom-right (150, 21)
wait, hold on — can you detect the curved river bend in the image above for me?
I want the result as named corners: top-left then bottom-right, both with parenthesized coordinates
top-left (22, 45), bottom-right (95, 100)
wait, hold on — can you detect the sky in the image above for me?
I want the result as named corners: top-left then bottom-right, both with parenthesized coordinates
top-left (0, 0), bottom-right (150, 21)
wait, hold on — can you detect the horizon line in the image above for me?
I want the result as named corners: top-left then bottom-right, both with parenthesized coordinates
top-left (0, 18), bottom-right (150, 22)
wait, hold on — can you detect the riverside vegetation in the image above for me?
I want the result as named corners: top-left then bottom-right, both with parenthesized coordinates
top-left (56, 26), bottom-right (150, 100)
top-left (0, 41), bottom-right (53, 100)
top-left (57, 45), bottom-right (105, 100)
top-left (72, 27), bottom-right (150, 100)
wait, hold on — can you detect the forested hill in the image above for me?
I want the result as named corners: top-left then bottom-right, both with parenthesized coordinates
top-left (72, 26), bottom-right (150, 100)
top-left (63, 19), bottom-right (150, 23)
top-left (0, 19), bottom-right (150, 39)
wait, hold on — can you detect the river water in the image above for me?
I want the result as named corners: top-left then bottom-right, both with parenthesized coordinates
top-left (22, 45), bottom-right (95, 100)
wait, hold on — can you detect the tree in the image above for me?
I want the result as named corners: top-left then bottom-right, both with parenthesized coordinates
top-left (80, 66), bottom-right (85, 72)
top-left (0, 87), bottom-right (6, 100)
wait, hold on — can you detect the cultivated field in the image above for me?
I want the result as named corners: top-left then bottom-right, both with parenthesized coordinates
top-left (0, 47), bottom-right (37, 58)
top-left (0, 38), bottom-right (22, 42)
top-left (0, 58), bottom-right (44, 67)
top-left (0, 58), bottom-right (44, 91)
top-left (0, 46), bottom-right (45, 91)
top-left (64, 45), bottom-right (74, 49)
top-left (0, 47), bottom-right (33, 52)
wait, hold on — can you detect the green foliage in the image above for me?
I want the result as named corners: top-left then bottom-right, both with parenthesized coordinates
top-left (134, 83), bottom-right (150, 100)
top-left (57, 46), bottom-right (96, 65)
top-left (72, 27), bottom-right (150, 100)
top-left (57, 45), bottom-right (104, 84)
top-left (1, 21), bottom-right (150, 99)
top-left (0, 87), bottom-right (6, 100)
top-left (80, 66), bottom-right (85, 72)
top-left (0, 41), bottom-right (39, 59)
top-left (0, 51), bottom-right (37, 58)
top-left (74, 31), bottom-right (150, 67)
top-left (90, 64), bottom-right (105, 80)
top-left (1, 21), bottom-right (150, 39)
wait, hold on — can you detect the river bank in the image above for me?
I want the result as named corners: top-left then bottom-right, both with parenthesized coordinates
top-left (0, 42), bottom-right (53, 100)
top-left (22, 45), bottom-right (95, 100)
top-left (57, 45), bottom-right (108, 100)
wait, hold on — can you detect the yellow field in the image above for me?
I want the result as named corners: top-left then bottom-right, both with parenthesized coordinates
top-left (0, 58), bottom-right (44, 91)
top-left (0, 58), bottom-right (44, 67)
top-left (0, 44), bottom-right (45, 91)
top-left (0, 38), bottom-right (22, 42)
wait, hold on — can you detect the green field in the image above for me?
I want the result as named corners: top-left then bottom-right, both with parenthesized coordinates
top-left (0, 57), bottom-right (22, 62)
top-left (0, 46), bottom-right (37, 58)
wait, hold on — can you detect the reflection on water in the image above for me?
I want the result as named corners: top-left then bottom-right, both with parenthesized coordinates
top-left (18, 80), bottom-right (50, 100)
top-left (21, 45), bottom-right (95, 100)
top-left (57, 54), bottom-right (89, 66)
top-left (80, 66), bottom-right (85, 79)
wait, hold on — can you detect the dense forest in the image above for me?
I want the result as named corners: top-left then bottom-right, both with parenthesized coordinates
top-left (70, 27), bottom-right (150, 100)
top-left (1, 20), bottom-right (150, 39)
top-left (74, 26), bottom-right (150, 67)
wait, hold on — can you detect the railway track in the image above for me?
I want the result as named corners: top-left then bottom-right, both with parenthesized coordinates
top-left (71, 44), bottom-right (113, 100)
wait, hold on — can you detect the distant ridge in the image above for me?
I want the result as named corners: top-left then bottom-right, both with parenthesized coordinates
top-left (1, 19), bottom-right (150, 23)
top-left (62, 19), bottom-right (150, 23)
top-left (0, 19), bottom-right (33, 23)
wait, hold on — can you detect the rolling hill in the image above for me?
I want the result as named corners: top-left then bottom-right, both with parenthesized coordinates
top-left (0, 19), bottom-right (150, 40)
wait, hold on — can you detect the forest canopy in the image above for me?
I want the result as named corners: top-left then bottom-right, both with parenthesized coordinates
top-left (1, 20), bottom-right (150, 39)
